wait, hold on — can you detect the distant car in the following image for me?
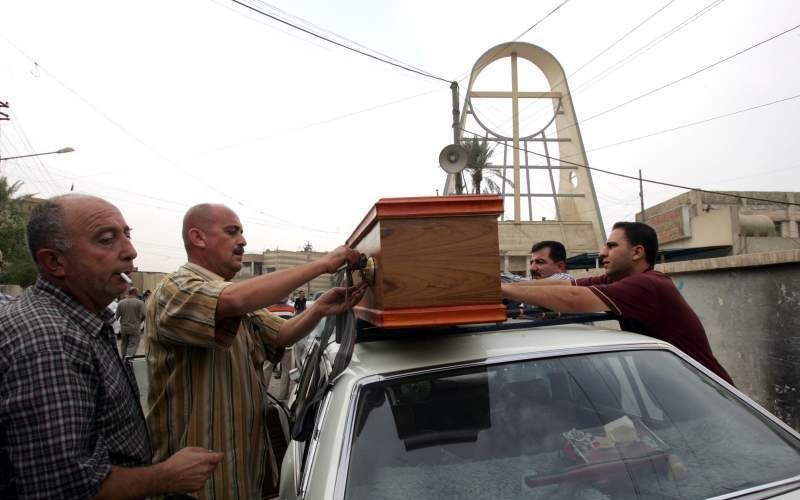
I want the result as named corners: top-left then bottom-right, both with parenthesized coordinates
top-left (268, 302), bottom-right (295, 319)
top-left (278, 316), bottom-right (800, 500)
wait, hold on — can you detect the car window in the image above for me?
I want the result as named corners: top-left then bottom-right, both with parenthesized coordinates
top-left (344, 350), bottom-right (800, 500)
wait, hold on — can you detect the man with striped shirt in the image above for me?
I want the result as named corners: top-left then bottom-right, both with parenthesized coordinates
top-left (144, 203), bottom-right (365, 500)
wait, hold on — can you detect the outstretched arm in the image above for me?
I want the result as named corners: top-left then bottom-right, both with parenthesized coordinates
top-left (216, 246), bottom-right (360, 319)
top-left (502, 283), bottom-right (608, 313)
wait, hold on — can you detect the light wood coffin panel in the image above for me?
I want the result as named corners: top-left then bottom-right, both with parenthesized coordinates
top-left (346, 195), bottom-right (506, 328)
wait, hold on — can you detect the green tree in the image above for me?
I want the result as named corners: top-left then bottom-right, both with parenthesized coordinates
top-left (0, 177), bottom-right (37, 286)
top-left (463, 137), bottom-right (512, 194)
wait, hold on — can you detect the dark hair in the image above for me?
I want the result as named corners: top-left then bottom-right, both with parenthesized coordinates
top-left (26, 198), bottom-right (72, 266)
top-left (612, 221), bottom-right (658, 267)
top-left (530, 240), bottom-right (567, 263)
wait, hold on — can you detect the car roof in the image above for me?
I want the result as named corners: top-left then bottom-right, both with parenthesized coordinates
top-left (331, 323), bottom-right (670, 381)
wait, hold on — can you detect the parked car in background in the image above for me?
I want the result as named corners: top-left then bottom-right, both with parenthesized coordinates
top-left (279, 317), bottom-right (800, 500)
top-left (268, 301), bottom-right (295, 319)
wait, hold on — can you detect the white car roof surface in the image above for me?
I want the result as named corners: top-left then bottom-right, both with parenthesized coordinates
top-left (335, 323), bottom-right (670, 381)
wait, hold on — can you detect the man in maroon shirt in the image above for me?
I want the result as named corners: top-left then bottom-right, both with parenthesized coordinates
top-left (502, 221), bottom-right (733, 385)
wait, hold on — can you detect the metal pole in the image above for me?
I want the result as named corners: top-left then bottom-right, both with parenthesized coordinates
top-left (511, 52), bottom-right (521, 223)
top-left (639, 169), bottom-right (645, 222)
top-left (451, 81), bottom-right (460, 145)
top-left (450, 81), bottom-right (463, 195)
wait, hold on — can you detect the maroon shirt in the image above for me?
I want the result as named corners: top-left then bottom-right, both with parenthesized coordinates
top-left (576, 269), bottom-right (733, 385)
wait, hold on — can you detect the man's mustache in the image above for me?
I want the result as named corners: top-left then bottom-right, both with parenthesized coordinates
top-left (233, 247), bottom-right (245, 255)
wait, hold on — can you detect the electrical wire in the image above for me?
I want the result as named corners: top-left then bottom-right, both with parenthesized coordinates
top-left (196, 84), bottom-right (446, 155)
top-left (247, 0), bottom-right (439, 80)
top-left (513, 0), bottom-right (571, 40)
top-left (557, 22), bottom-right (800, 133)
top-left (6, 112), bottom-right (63, 194)
top-left (231, 0), bottom-right (452, 84)
top-left (582, 92), bottom-right (800, 154)
top-left (460, 128), bottom-right (800, 208)
top-left (495, 0), bottom-right (678, 130)
top-left (0, 32), bottom-right (348, 237)
top-left (454, 0), bottom-right (571, 83)
top-left (570, 0), bottom-right (727, 96)
top-left (505, 0), bottom-right (728, 133)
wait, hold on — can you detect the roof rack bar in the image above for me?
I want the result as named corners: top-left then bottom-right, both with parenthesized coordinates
top-left (355, 312), bottom-right (615, 343)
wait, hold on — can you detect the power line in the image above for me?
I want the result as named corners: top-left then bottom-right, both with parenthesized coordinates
top-left (570, 0), bottom-right (727, 96)
top-left (231, 0), bottom-right (452, 84)
top-left (496, 0), bottom-right (678, 130)
top-left (196, 84), bottom-right (445, 155)
top-left (248, 0), bottom-right (439, 79)
top-left (455, 0), bottom-right (571, 83)
top-left (558, 22), bottom-right (800, 133)
top-left (0, 32), bottom-right (348, 236)
top-left (514, 0), bottom-right (571, 40)
top-left (570, 0), bottom-right (677, 80)
top-left (460, 128), bottom-right (800, 207)
top-left (583, 92), bottom-right (800, 154)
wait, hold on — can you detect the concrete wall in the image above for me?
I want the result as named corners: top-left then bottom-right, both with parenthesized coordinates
top-left (663, 250), bottom-right (800, 429)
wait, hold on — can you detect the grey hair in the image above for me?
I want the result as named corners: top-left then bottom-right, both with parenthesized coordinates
top-left (26, 195), bottom-right (74, 265)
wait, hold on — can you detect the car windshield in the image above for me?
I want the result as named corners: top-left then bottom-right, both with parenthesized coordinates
top-left (344, 349), bottom-right (800, 500)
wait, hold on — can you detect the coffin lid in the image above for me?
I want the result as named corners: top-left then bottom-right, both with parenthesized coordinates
top-left (346, 195), bottom-right (503, 247)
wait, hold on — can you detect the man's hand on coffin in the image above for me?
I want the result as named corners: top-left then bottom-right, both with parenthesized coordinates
top-left (313, 282), bottom-right (368, 316)
top-left (322, 246), bottom-right (362, 273)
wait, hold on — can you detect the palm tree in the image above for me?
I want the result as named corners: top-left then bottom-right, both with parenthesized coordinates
top-left (0, 177), bottom-right (29, 207)
top-left (0, 176), bottom-right (36, 286)
top-left (463, 137), bottom-right (512, 194)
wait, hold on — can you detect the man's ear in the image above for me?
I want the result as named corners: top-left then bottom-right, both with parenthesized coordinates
top-left (187, 228), bottom-right (207, 249)
top-left (36, 249), bottom-right (66, 278)
top-left (631, 244), bottom-right (646, 262)
top-left (557, 261), bottom-right (567, 272)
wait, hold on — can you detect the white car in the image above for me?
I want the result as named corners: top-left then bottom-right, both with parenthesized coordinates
top-left (278, 316), bottom-right (800, 500)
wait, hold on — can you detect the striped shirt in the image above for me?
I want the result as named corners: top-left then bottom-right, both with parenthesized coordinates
top-left (144, 263), bottom-right (285, 500)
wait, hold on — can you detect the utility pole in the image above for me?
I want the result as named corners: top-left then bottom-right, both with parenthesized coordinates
top-left (0, 101), bottom-right (9, 168)
top-left (450, 81), bottom-right (464, 195)
top-left (639, 169), bottom-right (645, 222)
top-left (303, 241), bottom-right (312, 295)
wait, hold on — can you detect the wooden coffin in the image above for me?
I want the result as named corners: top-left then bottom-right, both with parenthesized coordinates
top-left (346, 195), bottom-right (506, 328)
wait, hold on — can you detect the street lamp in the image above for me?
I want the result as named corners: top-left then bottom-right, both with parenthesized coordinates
top-left (0, 147), bottom-right (75, 162)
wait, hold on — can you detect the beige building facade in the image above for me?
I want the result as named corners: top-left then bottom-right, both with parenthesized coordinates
top-left (638, 190), bottom-right (800, 255)
top-left (234, 249), bottom-right (333, 296)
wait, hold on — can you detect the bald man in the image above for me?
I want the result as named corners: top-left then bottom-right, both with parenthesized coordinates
top-left (144, 203), bottom-right (365, 500)
top-left (0, 195), bottom-right (222, 500)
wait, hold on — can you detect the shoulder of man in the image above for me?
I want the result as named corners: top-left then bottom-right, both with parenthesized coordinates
top-left (0, 291), bottom-right (93, 372)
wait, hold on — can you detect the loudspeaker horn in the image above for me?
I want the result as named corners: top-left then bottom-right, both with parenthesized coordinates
top-left (438, 144), bottom-right (468, 174)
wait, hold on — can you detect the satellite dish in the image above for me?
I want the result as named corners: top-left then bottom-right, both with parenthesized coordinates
top-left (438, 144), bottom-right (468, 174)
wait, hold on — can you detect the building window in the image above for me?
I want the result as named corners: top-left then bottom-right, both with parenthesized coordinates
top-left (774, 221), bottom-right (783, 237)
top-left (254, 262), bottom-right (263, 275)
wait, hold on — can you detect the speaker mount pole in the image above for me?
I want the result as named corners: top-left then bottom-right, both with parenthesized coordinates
top-left (450, 81), bottom-right (464, 194)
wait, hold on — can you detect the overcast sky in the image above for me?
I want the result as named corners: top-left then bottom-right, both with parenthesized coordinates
top-left (1, 0), bottom-right (798, 272)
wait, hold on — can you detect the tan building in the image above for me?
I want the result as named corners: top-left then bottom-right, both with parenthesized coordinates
top-left (130, 271), bottom-right (168, 295)
top-left (234, 248), bottom-right (333, 296)
top-left (638, 190), bottom-right (800, 255)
